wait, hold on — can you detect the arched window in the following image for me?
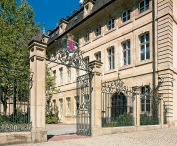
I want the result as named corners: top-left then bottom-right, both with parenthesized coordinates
top-left (111, 92), bottom-right (127, 118)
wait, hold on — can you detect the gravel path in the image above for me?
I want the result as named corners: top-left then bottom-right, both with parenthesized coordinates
top-left (8, 127), bottom-right (177, 146)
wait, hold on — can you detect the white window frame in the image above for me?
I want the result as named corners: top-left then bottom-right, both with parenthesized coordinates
top-left (95, 26), bottom-right (101, 37)
top-left (139, 0), bottom-right (149, 13)
top-left (84, 33), bottom-right (90, 42)
top-left (141, 86), bottom-right (150, 113)
top-left (107, 19), bottom-right (115, 30)
top-left (95, 52), bottom-right (101, 62)
top-left (140, 33), bottom-right (150, 61)
top-left (107, 47), bottom-right (115, 70)
top-left (59, 67), bottom-right (63, 85)
top-left (122, 10), bottom-right (130, 22)
top-left (122, 40), bottom-right (131, 66)
top-left (67, 67), bottom-right (71, 83)
top-left (66, 97), bottom-right (71, 115)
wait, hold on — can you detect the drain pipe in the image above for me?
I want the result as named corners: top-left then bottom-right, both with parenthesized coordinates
top-left (152, 0), bottom-right (156, 91)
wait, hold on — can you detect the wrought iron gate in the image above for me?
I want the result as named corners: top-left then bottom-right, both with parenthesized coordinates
top-left (76, 73), bottom-right (92, 136)
top-left (101, 74), bottom-right (135, 127)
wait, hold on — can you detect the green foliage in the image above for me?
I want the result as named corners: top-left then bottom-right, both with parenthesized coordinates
top-left (0, 0), bottom-right (39, 114)
top-left (140, 114), bottom-right (159, 125)
top-left (103, 113), bottom-right (134, 127)
top-left (46, 113), bottom-right (58, 124)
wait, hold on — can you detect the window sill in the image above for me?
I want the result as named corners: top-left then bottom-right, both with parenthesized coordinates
top-left (105, 27), bottom-right (116, 35)
top-left (119, 19), bottom-right (133, 28)
top-left (93, 35), bottom-right (103, 42)
top-left (104, 68), bottom-right (117, 75)
top-left (119, 64), bottom-right (133, 71)
top-left (135, 59), bottom-right (152, 67)
top-left (82, 41), bottom-right (91, 47)
top-left (135, 8), bottom-right (152, 20)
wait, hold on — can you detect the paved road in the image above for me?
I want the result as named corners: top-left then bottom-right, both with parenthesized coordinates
top-left (46, 124), bottom-right (76, 136)
top-left (8, 126), bottom-right (177, 146)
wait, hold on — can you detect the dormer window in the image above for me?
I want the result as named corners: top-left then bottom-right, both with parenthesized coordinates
top-left (85, 4), bottom-right (89, 15)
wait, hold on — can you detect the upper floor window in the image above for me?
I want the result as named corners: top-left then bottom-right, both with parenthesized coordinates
top-left (107, 19), bottom-right (115, 30)
top-left (140, 33), bottom-right (150, 61)
top-left (95, 26), bottom-right (101, 36)
top-left (84, 56), bottom-right (89, 64)
top-left (84, 33), bottom-right (90, 42)
top-left (53, 70), bottom-right (56, 76)
top-left (67, 67), bottom-right (71, 83)
top-left (59, 67), bottom-right (63, 85)
top-left (122, 10), bottom-right (130, 22)
top-left (122, 40), bottom-right (131, 65)
top-left (141, 86), bottom-right (150, 112)
top-left (139, 0), bottom-right (149, 13)
top-left (95, 52), bottom-right (101, 62)
top-left (107, 47), bottom-right (115, 70)
top-left (66, 97), bottom-right (71, 115)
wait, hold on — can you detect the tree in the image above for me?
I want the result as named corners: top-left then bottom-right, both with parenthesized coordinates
top-left (45, 65), bottom-right (60, 124)
top-left (0, 0), bottom-right (39, 115)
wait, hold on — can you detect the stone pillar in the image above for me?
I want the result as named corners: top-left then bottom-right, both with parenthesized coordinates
top-left (29, 40), bottom-right (47, 142)
top-left (89, 60), bottom-right (103, 136)
top-left (160, 98), bottom-right (164, 128)
top-left (133, 87), bottom-right (140, 128)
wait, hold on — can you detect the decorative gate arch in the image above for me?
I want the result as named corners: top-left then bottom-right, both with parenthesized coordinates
top-left (46, 36), bottom-right (92, 136)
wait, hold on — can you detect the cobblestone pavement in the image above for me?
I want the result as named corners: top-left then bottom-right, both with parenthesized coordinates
top-left (8, 127), bottom-right (177, 146)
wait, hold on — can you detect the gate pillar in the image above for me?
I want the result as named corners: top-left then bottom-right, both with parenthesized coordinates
top-left (29, 40), bottom-right (47, 142)
top-left (89, 60), bottom-right (103, 136)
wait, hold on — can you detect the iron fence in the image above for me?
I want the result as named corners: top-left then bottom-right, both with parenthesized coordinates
top-left (0, 59), bottom-right (32, 132)
top-left (101, 74), bottom-right (135, 127)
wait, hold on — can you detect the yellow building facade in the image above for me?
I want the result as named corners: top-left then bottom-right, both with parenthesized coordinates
top-left (40, 0), bottom-right (177, 128)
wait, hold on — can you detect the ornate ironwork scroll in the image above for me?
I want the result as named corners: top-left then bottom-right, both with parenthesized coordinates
top-left (101, 73), bottom-right (135, 127)
top-left (47, 38), bottom-right (92, 72)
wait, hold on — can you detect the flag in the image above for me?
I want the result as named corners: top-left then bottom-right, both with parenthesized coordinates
top-left (67, 39), bottom-right (75, 53)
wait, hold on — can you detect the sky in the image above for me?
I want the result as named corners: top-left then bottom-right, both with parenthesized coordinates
top-left (17, 0), bottom-right (81, 32)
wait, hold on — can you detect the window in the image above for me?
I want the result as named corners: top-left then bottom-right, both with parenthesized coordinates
top-left (74, 15), bottom-right (78, 20)
top-left (122, 41), bottom-right (131, 65)
top-left (95, 26), bottom-right (101, 36)
top-left (84, 56), bottom-right (89, 64)
top-left (59, 68), bottom-right (63, 85)
top-left (95, 52), bottom-right (101, 61)
top-left (59, 99), bottom-right (63, 120)
top-left (85, 4), bottom-right (89, 15)
top-left (84, 33), bottom-right (89, 42)
top-left (67, 67), bottom-right (71, 83)
top-left (53, 99), bottom-right (56, 114)
top-left (51, 33), bottom-right (54, 38)
top-left (107, 19), bottom-right (115, 30)
top-left (122, 10), bottom-right (130, 22)
top-left (53, 70), bottom-right (56, 76)
top-left (75, 96), bottom-right (79, 114)
top-left (107, 47), bottom-right (115, 70)
top-left (140, 33), bottom-right (150, 61)
top-left (139, 0), bottom-right (149, 13)
top-left (141, 86), bottom-right (150, 112)
top-left (66, 97), bottom-right (71, 115)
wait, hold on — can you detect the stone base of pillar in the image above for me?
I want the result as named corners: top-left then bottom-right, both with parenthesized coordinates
top-left (92, 127), bottom-right (103, 137)
top-left (31, 130), bottom-right (47, 143)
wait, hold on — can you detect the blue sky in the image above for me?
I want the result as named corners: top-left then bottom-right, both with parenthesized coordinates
top-left (19, 0), bottom-right (81, 32)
